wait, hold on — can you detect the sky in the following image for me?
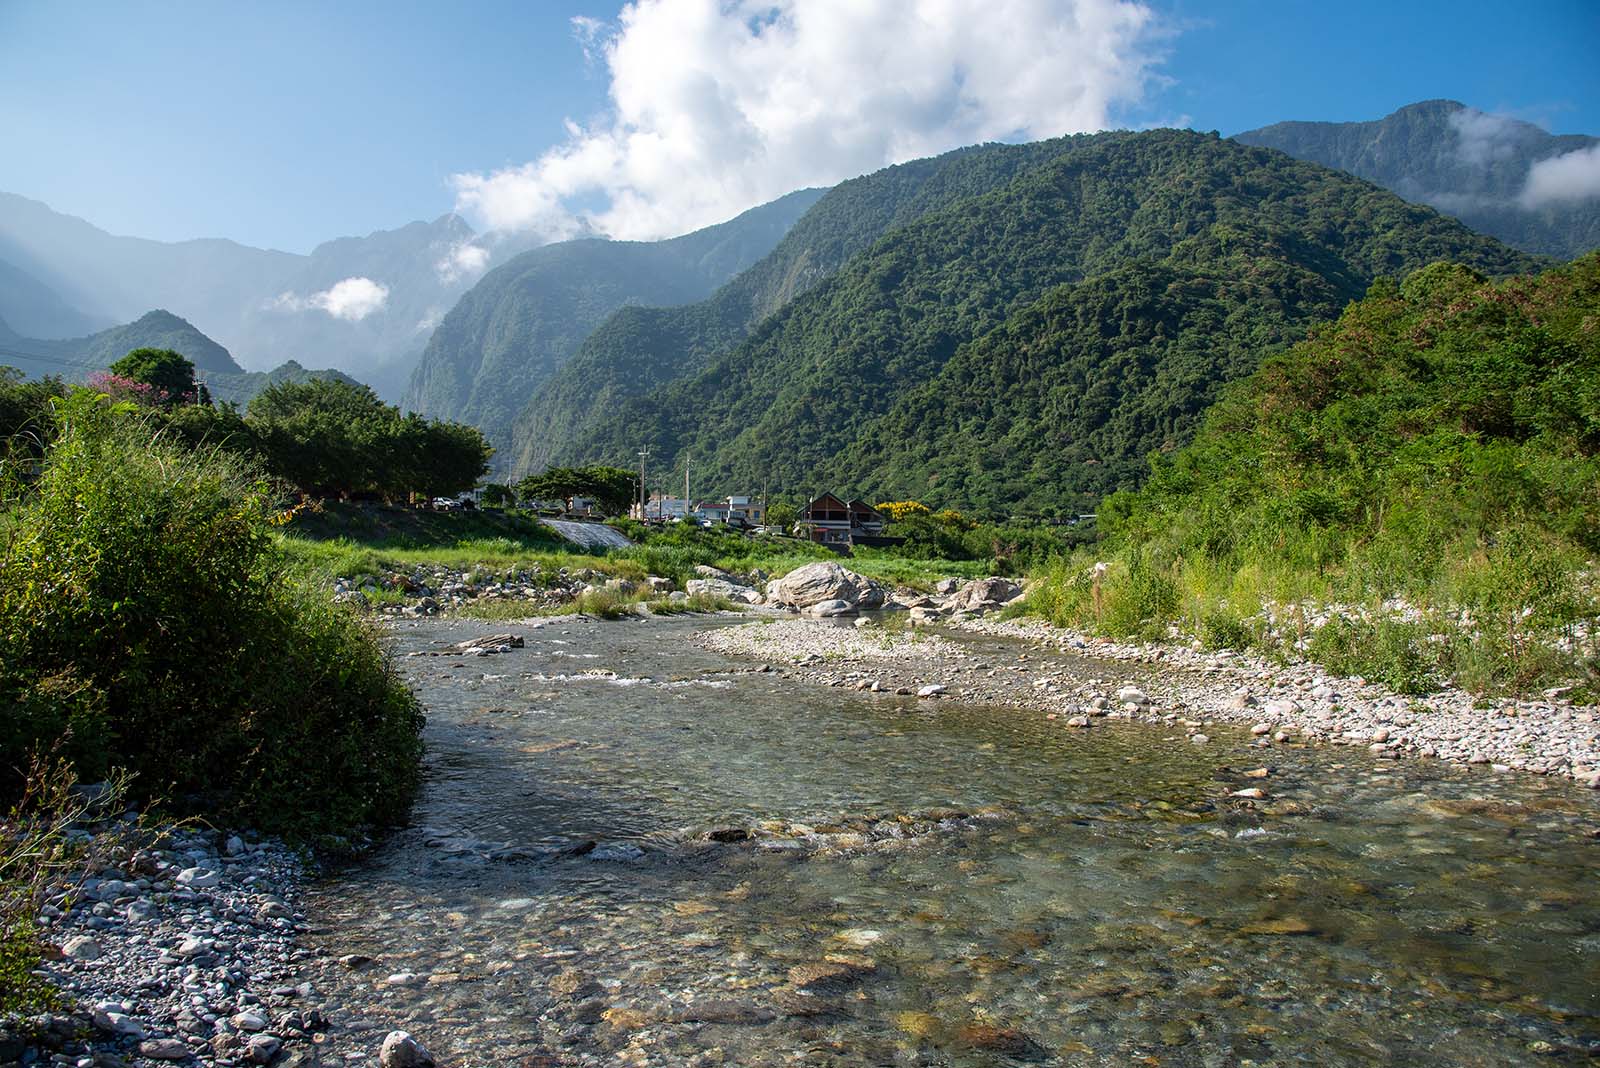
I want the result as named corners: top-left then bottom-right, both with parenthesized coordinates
top-left (2, 0), bottom-right (1597, 254)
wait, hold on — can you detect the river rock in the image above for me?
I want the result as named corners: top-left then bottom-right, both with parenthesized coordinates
top-left (805, 598), bottom-right (857, 618)
top-left (946, 576), bottom-right (1023, 613)
top-left (176, 866), bottom-right (220, 889)
top-left (140, 1038), bottom-right (193, 1061)
top-left (61, 935), bottom-right (101, 960)
top-left (767, 562), bottom-right (886, 611)
top-left (379, 1030), bottom-right (436, 1068)
top-left (686, 577), bottom-right (762, 604)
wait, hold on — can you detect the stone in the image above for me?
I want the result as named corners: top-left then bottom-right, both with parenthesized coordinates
top-left (766, 562), bottom-right (886, 611)
top-left (1231, 787), bottom-right (1268, 800)
top-left (804, 598), bottom-right (856, 618)
top-left (1190, 734), bottom-right (1210, 745)
top-left (686, 577), bottom-right (760, 602)
top-left (378, 1031), bottom-right (436, 1068)
top-left (231, 1012), bottom-right (269, 1032)
top-left (1116, 685), bottom-right (1149, 706)
top-left (1226, 693), bottom-right (1256, 711)
top-left (1065, 716), bottom-right (1091, 728)
top-left (62, 935), bottom-right (102, 960)
top-left (139, 1039), bottom-right (193, 1061)
top-left (105, 1013), bottom-right (145, 1039)
top-left (176, 867), bottom-right (220, 889)
top-left (1250, 722), bottom-right (1272, 735)
top-left (945, 576), bottom-right (1024, 613)
top-left (224, 835), bottom-right (247, 856)
top-left (917, 684), bottom-right (947, 698)
top-left (247, 1034), bottom-right (282, 1063)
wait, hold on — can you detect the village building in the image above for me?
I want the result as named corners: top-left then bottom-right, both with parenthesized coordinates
top-left (797, 494), bottom-right (901, 549)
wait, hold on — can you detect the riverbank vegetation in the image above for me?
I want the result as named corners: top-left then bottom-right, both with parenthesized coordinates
top-left (1023, 255), bottom-right (1600, 697)
top-left (0, 395), bottom-right (424, 837)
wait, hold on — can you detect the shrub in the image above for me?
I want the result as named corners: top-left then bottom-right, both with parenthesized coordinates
top-left (0, 396), bottom-right (423, 837)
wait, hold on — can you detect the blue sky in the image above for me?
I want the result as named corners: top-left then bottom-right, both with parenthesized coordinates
top-left (2, 0), bottom-right (1595, 253)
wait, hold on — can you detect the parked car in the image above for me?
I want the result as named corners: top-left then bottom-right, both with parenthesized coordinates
top-left (431, 497), bottom-right (460, 511)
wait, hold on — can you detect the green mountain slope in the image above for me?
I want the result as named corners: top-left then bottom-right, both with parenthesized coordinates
top-left (402, 188), bottom-right (824, 449)
top-left (509, 139), bottom-right (1075, 473)
top-left (547, 129), bottom-right (1537, 513)
top-left (1235, 100), bottom-right (1600, 260)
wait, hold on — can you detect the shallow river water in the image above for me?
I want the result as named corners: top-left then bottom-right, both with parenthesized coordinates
top-left (302, 616), bottom-right (1600, 1067)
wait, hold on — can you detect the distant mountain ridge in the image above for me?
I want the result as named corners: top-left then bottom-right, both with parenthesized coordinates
top-left (0, 193), bottom-right (496, 395)
top-left (522, 128), bottom-right (1538, 515)
top-left (0, 308), bottom-right (355, 405)
top-left (1235, 100), bottom-right (1600, 260)
top-left (402, 188), bottom-right (826, 450)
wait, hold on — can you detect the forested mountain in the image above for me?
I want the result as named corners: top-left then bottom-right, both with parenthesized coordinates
top-left (0, 309), bottom-right (355, 405)
top-left (532, 129), bottom-right (1537, 515)
top-left (509, 139), bottom-right (1075, 473)
top-left (0, 194), bottom-right (494, 390)
top-left (1236, 100), bottom-right (1600, 260)
top-left (401, 188), bottom-right (823, 450)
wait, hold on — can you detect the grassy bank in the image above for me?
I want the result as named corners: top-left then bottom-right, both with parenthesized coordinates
top-left (278, 504), bottom-right (1000, 590)
top-left (1020, 257), bottom-right (1600, 698)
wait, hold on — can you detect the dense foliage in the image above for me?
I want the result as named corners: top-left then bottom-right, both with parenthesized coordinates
top-left (511, 138), bottom-right (1076, 474)
top-left (543, 129), bottom-right (1535, 515)
top-left (0, 396), bottom-right (424, 835)
top-left (404, 189), bottom-right (824, 452)
top-left (515, 465), bottom-right (636, 514)
top-left (246, 378), bottom-right (491, 498)
top-left (107, 346), bottom-right (205, 404)
top-left (1032, 254), bottom-right (1600, 694)
top-left (1236, 99), bottom-right (1600, 260)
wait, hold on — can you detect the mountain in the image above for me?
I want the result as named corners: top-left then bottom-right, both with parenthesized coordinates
top-left (0, 257), bottom-right (110, 338)
top-left (529, 129), bottom-right (1539, 515)
top-left (0, 309), bottom-right (355, 405)
top-left (508, 139), bottom-right (1075, 473)
top-left (1235, 100), bottom-right (1600, 260)
top-left (402, 188), bottom-right (826, 451)
top-left (0, 194), bottom-right (491, 391)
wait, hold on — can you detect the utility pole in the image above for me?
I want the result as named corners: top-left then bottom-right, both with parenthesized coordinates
top-left (684, 459), bottom-right (690, 519)
top-left (637, 447), bottom-right (650, 519)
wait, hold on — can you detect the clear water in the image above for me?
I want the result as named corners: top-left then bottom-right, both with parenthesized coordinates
top-left (301, 617), bottom-right (1600, 1067)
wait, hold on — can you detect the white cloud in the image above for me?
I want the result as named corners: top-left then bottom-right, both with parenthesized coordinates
top-left (1449, 108), bottom-right (1525, 168)
top-left (434, 240), bottom-right (492, 284)
top-left (451, 0), bottom-right (1166, 241)
top-left (272, 276), bottom-right (391, 321)
top-left (1520, 143), bottom-right (1600, 209)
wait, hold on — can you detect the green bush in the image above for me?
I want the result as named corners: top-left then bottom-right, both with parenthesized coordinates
top-left (1307, 616), bottom-right (1433, 696)
top-left (0, 396), bottom-right (423, 837)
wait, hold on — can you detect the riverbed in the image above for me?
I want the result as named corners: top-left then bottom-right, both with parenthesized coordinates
top-left (298, 615), bottom-right (1600, 1067)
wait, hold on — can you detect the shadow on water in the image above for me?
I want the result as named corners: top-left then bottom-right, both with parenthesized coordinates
top-left (300, 615), bottom-right (1600, 1068)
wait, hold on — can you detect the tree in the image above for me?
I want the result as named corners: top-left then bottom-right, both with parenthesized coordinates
top-left (516, 465), bottom-right (636, 515)
top-left (480, 483), bottom-right (514, 508)
top-left (108, 348), bottom-right (202, 405)
top-left (246, 378), bottom-right (490, 498)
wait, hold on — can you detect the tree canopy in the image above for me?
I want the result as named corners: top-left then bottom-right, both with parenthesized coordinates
top-left (515, 465), bottom-right (636, 515)
top-left (108, 347), bottom-right (203, 405)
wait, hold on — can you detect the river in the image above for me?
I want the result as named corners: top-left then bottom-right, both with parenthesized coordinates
top-left (298, 615), bottom-right (1600, 1067)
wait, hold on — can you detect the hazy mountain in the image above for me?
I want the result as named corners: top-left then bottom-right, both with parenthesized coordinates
top-left (1235, 100), bottom-right (1600, 260)
top-left (0, 194), bottom-right (492, 393)
top-left (402, 188), bottom-right (826, 452)
top-left (529, 129), bottom-right (1537, 514)
top-left (0, 257), bottom-right (111, 338)
top-left (0, 308), bottom-right (355, 405)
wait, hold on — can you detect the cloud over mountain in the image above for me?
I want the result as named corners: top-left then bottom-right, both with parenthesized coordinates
top-left (1521, 143), bottom-right (1600, 209)
top-left (450, 0), bottom-right (1166, 241)
top-left (272, 276), bottom-right (391, 321)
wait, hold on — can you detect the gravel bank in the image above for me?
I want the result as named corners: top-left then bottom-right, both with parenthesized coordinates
top-left (15, 824), bottom-right (320, 1068)
top-left (696, 617), bottom-right (1600, 787)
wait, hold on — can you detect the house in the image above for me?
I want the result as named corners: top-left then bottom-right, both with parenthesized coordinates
top-left (645, 494), bottom-right (690, 520)
top-left (797, 494), bottom-right (898, 549)
top-left (726, 496), bottom-right (765, 526)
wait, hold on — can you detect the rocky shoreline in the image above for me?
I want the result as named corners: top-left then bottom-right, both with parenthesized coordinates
top-left (696, 615), bottom-right (1600, 788)
top-left (14, 824), bottom-right (319, 1068)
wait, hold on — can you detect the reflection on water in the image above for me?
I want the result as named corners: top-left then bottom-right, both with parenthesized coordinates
top-left (303, 617), bottom-right (1600, 1067)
